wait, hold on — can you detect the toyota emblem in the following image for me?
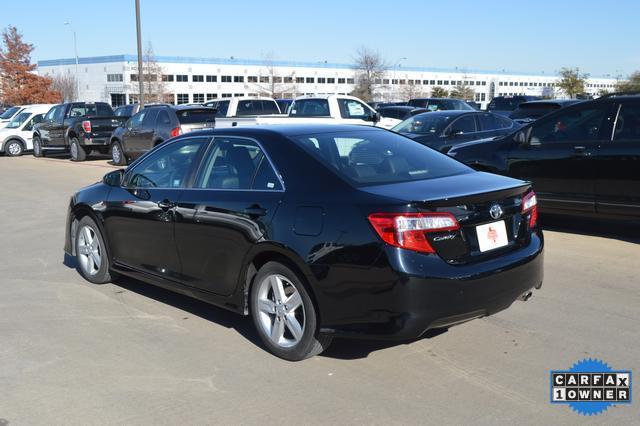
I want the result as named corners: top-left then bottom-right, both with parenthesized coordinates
top-left (489, 204), bottom-right (503, 220)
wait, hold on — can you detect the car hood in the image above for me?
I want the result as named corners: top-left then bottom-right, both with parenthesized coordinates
top-left (360, 171), bottom-right (527, 204)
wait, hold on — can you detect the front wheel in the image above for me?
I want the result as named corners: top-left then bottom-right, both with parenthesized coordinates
top-left (33, 137), bottom-right (45, 157)
top-left (4, 140), bottom-right (24, 157)
top-left (75, 216), bottom-right (115, 284)
top-left (250, 262), bottom-right (332, 361)
top-left (70, 137), bottom-right (87, 162)
top-left (111, 140), bottom-right (127, 165)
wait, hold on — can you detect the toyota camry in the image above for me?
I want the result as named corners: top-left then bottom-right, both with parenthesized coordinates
top-left (64, 125), bottom-right (543, 360)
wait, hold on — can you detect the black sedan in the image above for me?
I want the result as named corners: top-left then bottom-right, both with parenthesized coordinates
top-left (64, 125), bottom-right (544, 360)
top-left (448, 94), bottom-right (640, 221)
top-left (392, 110), bottom-right (518, 152)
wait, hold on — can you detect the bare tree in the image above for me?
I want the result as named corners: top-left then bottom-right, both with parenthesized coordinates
top-left (398, 83), bottom-right (426, 101)
top-left (253, 53), bottom-right (297, 98)
top-left (139, 42), bottom-right (166, 103)
top-left (350, 47), bottom-right (388, 102)
top-left (50, 73), bottom-right (77, 102)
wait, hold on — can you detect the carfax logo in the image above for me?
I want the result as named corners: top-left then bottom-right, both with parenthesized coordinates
top-left (550, 358), bottom-right (632, 416)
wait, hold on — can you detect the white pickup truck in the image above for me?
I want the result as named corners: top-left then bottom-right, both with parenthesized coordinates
top-left (204, 95), bottom-right (380, 128)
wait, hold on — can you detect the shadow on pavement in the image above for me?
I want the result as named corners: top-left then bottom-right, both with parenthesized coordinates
top-left (541, 214), bottom-right (640, 244)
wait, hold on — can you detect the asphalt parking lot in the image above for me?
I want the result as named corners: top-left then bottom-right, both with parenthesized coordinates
top-left (0, 155), bottom-right (638, 425)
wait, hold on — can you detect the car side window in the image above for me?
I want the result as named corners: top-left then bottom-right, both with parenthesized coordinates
top-left (44, 107), bottom-right (58, 122)
top-left (448, 115), bottom-right (476, 134)
top-left (530, 106), bottom-right (609, 144)
top-left (142, 109), bottom-right (159, 127)
top-left (237, 100), bottom-right (261, 116)
top-left (196, 137), bottom-right (281, 190)
top-left (54, 106), bottom-right (66, 123)
top-left (129, 111), bottom-right (146, 129)
top-left (478, 113), bottom-right (500, 131)
top-left (125, 137), bottom-right (209, 188)
top-left (613, 103), bottom-right (640, 142)
top-left (216, 101), bottom-right (229, 117)
top-left (23, 114), bottom-right (44, 131)
top-left (338, 99), bottom-right (374, 120)
top-left (290, 99), bottom-right (330, 117)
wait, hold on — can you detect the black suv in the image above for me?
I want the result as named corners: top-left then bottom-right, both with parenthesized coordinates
top-left (110, 105), bottom-right (215, 165)
top-left (448, 93), bottom-right (640, 221)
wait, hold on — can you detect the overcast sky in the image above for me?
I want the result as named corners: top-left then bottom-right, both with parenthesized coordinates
top-left (2, 0), bottom-right (638, 77)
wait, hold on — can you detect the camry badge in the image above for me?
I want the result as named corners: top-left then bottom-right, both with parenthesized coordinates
top-left (489, 204), bottom-right (503, 220)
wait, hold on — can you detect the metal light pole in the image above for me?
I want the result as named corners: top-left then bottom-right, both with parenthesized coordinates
top-left (64, 22), bottom-right (80, 101)
top-left (135, 0), bottom-right (145, 107)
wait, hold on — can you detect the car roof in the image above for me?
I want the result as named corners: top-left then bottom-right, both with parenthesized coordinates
top-left (412, 110), bottom-right (475, 117)
top-left (171, 104), bottom-right (216, 111)
top-left (184, 124), bottom-right (386, 138)
top-left (410, 98), bottom-right (458, 101)
top-left (378, 106), bottom-right (421, 111)
top-left (519, 99), bottom-right (580, 106)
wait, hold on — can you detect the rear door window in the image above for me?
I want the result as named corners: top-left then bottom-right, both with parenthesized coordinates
top-left (142, 109), bottom-right (159, 128)
top-left (337, 98), bottom-right (373, 120)
top-left (156, 110), bottom-right (172, 126)
top-left (613, 103), bottom-right (640, 141)
top-left (215, 101), bottom-right (229, 117)
top-left (261, 100), bottom-right (280, 115)
top-left (237, 100), bottom-right (261, 116)
top-left (530, 106), bottom-right (610, 144)
top-left (448, 115), bottom-right (476, 134)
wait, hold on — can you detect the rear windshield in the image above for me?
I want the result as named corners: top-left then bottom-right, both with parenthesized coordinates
top-left (488, 98), bottom-right (525, 111)
top-left (392, 113), bottom-right (455, 134)
top-left (176, 108), bottom-right (216, 124)
top-left (0, 106), bottom-right (20, 119)
top-left (290, 130), bottom-right (470, 186)
top-left (69, 103), bottom-right (114, 117)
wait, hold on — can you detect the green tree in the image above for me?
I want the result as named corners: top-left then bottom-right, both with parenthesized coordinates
top-left (557, 67), bottom-right (589, 99)
top-left (430, 86), bottom-right (449, 98)
top-left (450, 83), bottom-right (475, 100)
top-left (350, 46), bottom-right (387, 102)
top-left (615, 71), bottom-right (640, 93)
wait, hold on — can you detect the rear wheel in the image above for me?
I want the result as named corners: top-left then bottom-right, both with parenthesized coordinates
top-left (111, 140), bottom-right (127, 165)
top-left (33, 137), bottom-right (45, 157)
top-left (5, 140), bottom-right (23, 157)
top-left (75, 216), bottom-right (115, 284)
top-left (250, 261), bottom-right (332, 361)
top-left (70, 137), bottom-right (87, 162)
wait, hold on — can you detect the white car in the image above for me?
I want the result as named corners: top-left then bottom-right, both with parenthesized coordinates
top-left (0, 105), bottom-right (53, 156)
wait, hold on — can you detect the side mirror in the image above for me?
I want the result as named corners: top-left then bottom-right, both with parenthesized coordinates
top-left (447, 129), bottom-right (464, 138)
top-left (372, 112), bottom-right (381, 123)
top-left (125, 119), bottom-right (133, 129)
top-left (103, 169), bottom-right (124, 187)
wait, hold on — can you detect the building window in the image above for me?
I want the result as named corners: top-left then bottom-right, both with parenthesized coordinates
top-left (408, 79), bottom-right (414, 85)
top-left (110, 93), bottom-right (126, 106)
top-left (437, 80), bottom-right (443, 85)
top-left (284, 76), bottom-right (293, 83)
top-left (206, 93), bottom-right (217, 100)
top-left (233, 93), bottom-right (244, 97)
top-left (193, 93), bottom-right (204, 103)
top-left (248, 76), bottom-right (258, 83)
top-left (306, 77), bottom-right (315, 83)
top-left (399, 79), bottom-right (406, 85)
top-left (193, 75), bottom-right (204, 82)
top-left (317, 77), bottom-right (326, 84)
top-left (327, 77), bottom-right (335, 84)
top-left (221, 75), bottom-right (232, 83)
top-left (296, 77), bottom-right (305, 83)
top-left (107, 74), bottom-right (123, 82)
top-left (221, 93), bottom-right (232, 98)
top-left (176, 75), bottom-right (188, 82)
top-left (162, 74), bottom-right (174, 82)
top-left (234, 76), bottom-right (244, 83)
top-left (177, 93), bottom-right (189, 104)
top-left (383, 79), bottom-right (390, 84)
top-left (469, 81), bottom-right (475, 85)
top-left (391, 79), bottom-right (398, 85)
top-left (206, 75), bottom-right (217, 83)
top-left (444, 80), bottom-right (450, 85)
top-left (260, 76), bottom-right (269, 83)
top-left (430, 80), bottom-right (436, 85)
top-left (346, 78), bottom-right (354, 84)
top-left (273, 77), bottom-right (282, 83)
top-left (337, 78), bottom-right (346, 84)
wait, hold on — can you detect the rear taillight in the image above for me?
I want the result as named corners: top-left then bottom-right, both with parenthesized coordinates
top-left (521, 191), bottom-right (538, 227)
top-left (170, 126), bottom-right (182, 138)
top-left (368, 212), bottom-right (460, 253)
top-left (82, 121), bottom-right (91, 133)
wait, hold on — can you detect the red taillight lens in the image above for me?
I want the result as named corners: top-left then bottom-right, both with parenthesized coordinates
top-left (170, 126), bottom-right (182, 138)
top-left (82, 120), bottom-right (91, 133)
top-left (368, 212), bottom-right (460, 253)
top-left (521, 191), bottom-right (538, 227)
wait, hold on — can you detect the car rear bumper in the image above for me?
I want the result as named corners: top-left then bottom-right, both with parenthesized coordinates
top-left (82, 135), bottom-right (110, 145)
top-left (319, 231), bottom-right (544, 340)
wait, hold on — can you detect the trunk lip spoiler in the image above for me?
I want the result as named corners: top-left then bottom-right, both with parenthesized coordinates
top-left (411, 183), bottom-right (531, 208)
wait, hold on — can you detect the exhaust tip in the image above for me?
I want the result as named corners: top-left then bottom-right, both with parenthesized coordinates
top-left (518, 291), bottom-right (533, 302)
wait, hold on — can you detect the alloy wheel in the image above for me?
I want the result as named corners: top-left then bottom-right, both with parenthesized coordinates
top-left (70, 142), bottom-right (78, 160)
top-left (256, 274), bottom-right (305, 348)
top-left (112, 144), bottom-right (121, 164)
top-left (77, 225), bottom-right (102, 276)
top-left (7, 141), bottom-right (22, 156)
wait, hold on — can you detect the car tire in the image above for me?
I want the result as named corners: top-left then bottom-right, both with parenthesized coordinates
top-left (70, 137), bottom-right (87, 162)
top-left (5, 139), bottom-right (24, 157)
top-left (250, 261), bottom-right (332, 361)
top-left (33, 137), bottom-right (45, 157)
top-left (111, 140), bottom-right (127, 165)
top-left (75, 216), bottom-right (116, 284)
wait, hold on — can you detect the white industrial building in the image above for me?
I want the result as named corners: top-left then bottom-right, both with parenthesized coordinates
top-left (37, 54), bottom-right (618, 108)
